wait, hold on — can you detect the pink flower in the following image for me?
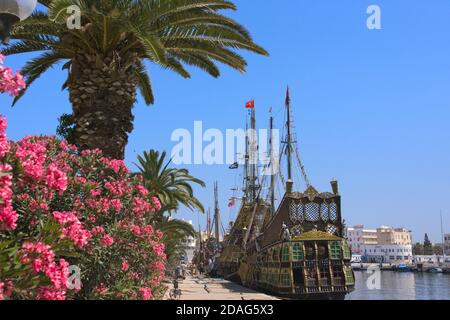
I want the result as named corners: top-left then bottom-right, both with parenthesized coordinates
top-left (108, 159), bottom-right (128, 173)
top-left (100, 234), bottom-right (114, 247)
top-left (90, 189), bottom-right (101, 197)
top-left (0, 116), bottom-right (10, 158)
top-left (136, 185), bottom-right (149, 196)
top-left (139, 287), bottom-right (152, 300)
top-left (0, 164), bottom-right (17, 230)
top-left (0, 55), bottom-right (26, 96)
top-left (46, 163), bottom-right (68, 194)
top-left (130, 225), bottom-right (141, 235)
top-left (151, 197), bottom-right (162, 212)
top-left (0, 280), bottom-right (13, 300)
top-left (51, 211), bottom-right (91, 247)
top-left (95, 283), bottom-right (108, 296)
top-left (121, 259), bottom-right (129, 272)
top-left (105, 180), bottom-right (131, 197)
top-left (15, 137), bottom-right (47, 181)
top-left (153, 243), bottom-right (166, 259)
top-left (92, 226), bottom-right (105, 236)
top-left (109, 199), bottom-right (122, 212)
top-left (132, 197), bottom-right (153, 217)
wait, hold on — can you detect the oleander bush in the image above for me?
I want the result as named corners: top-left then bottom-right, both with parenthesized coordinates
top-left (0, 55), bottom-right (167, 300)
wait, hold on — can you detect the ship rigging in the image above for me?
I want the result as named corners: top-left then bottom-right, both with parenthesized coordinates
top-left (215, 88), bottom-right (355, 300)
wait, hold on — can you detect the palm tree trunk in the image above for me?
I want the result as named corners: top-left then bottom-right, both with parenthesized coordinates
top-left (68, 54), bottom-right (138, 160)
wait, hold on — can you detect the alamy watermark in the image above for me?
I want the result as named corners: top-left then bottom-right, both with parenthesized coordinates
top-left (48, 5), bottom-right (81, 30)
top-left (367, 5), bottom-right (382, 30)
top-left (170, 121), bottom-right (280, 176)
top-left (67, 265), bottom-right (82, 291)
top-left (48, 4), bottom-right (383, 31)
top-left (366, 265), bottom-right (382, 290)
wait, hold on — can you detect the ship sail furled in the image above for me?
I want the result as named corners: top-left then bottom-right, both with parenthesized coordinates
top-left (218, 90), bottom-right (354, 299)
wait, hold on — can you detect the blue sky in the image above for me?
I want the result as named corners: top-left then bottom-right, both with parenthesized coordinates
top-left (1, 0), bottom-right (450, 242)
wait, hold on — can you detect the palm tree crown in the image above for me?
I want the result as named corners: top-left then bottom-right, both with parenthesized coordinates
top-left (4, 0), bottom-right (268, 159)
top-left (136, 149), bottom-right (205, 214)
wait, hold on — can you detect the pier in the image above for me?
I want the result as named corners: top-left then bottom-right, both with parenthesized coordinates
top-left (164, 276), bottom-right (279, 300)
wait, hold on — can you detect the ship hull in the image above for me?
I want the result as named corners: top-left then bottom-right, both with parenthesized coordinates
top-left (218, 189), bottom-right (355, 300)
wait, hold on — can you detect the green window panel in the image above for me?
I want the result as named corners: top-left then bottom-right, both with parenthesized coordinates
top-left (280, 269), bottom-right (291, 287)
top-left (330, 241), bottom-right (342, 260)
top-left (343, 241), bottom-right (351, 260)
top-left (344, 267), bottom-right (355, 285)
top-left (282, 244), bottom-right (291, 262)
top-left (292, 242), bottom-right (304, 261)
top-left (269, 269), bottom-right (275, 284)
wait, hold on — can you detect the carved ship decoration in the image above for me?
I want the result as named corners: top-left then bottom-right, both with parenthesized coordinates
top-left (217, 89), bottom-right (355, 300)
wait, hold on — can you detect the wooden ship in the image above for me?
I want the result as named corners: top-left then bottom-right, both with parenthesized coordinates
top-left (217, 89), bottom-right (355, 300)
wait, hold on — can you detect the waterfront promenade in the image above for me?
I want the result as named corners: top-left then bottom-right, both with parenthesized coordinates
top-left (164, 276), bottom-right (279, 300)
top-left (165, 272), bottom-right (450, 300)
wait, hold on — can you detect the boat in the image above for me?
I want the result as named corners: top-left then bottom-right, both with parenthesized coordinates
top-left (396, 263), bottom-right (413, 272)
top-left (427, 267), bottom-right (443, 274)
top-left (216, 88), bottom-right (355, 300)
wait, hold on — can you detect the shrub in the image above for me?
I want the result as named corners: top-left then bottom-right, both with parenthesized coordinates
top-left (1, 125), bottom-right (167, 300)
top-left (0, 54), bottom-right (167, 300)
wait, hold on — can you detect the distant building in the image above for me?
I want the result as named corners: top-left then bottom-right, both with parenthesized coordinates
top-left (179, 220), bottom-right (196, 263)
top-left (345, 225), bottom-right (413, 264)
top-left (345, 225), bottom-right (377, 254)
top-left (362, 244), bottom-right (413, 264)
top-left (377, 226), bottom-right (412, 246)
top-left (414, 255), bottom-right (450, 264)
top-left (444, 233), bottom-right (450, 256)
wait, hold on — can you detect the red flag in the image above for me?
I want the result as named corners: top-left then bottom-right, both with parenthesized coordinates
top-left (245, 100), bottom-right (255, 109)
top-left (228, 197), bottom-right (236, 207)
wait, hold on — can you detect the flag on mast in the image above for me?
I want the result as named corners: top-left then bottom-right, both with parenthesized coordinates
top-left (245, 100), bottom-right (255, 109)
top-left (228, 197), bottom-right (237, 207)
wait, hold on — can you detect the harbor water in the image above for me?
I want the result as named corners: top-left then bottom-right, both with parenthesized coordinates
top-left (346, 271), bottom-right (450, 300)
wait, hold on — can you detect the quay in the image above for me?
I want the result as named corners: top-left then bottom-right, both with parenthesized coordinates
top-left (351, 263), bottom-right (450, 273)
top-left (164, 276), bottom-right (279, 300)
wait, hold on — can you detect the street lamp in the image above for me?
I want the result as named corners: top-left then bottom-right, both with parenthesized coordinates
top-left (0, 0), bottom-right (37, 45)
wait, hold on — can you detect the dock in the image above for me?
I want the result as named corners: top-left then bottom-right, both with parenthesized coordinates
top-left (164, 276), bottom-right (280, 300)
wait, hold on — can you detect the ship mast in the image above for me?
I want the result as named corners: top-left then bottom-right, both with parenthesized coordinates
top-left (207, 208), bottom-right (211, 238)
top-left (214, 182), bottom-right (220, 241)
top-left (269, 111), bottom-right (275, 214)
top-left (249, 108), bottom-right (258, 202)
top-left (285, 87), bottom-right (294, 192)
top-left (244, 107), bottom-right (259, 204)
top-left (243, 115), bottom-right (249, 204)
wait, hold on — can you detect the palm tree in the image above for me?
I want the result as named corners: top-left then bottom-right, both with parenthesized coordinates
top-left (136, 149), bottom-right (205, 214)
top-left (4, 0), bottom-right (268, 159)
top-left (152, 216), bottom-right (196, 265)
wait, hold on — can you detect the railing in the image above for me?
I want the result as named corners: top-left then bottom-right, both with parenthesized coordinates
top-left (319, 278), bottom-right (330, 287)
top-left (332, 277), bottom-right (344, 286)
top-left (306, 278), bottom-right (317, 287)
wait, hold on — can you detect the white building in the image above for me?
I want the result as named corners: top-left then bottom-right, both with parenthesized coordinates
top-left (361, 243), bottom-right (413, 264)
top-left (413, 255), bottom-right (450, 264)
top-left (178, 220), bottom-right (196, 263)
top-left (346, 225), bottom-right (413, 264)
top-left (345, 225), bottom-right (377, 254)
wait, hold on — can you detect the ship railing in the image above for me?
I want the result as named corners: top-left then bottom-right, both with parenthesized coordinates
top-left (305, 278), bottom-right (317, 288)
top-left (319, 278), bottom-right (330, 287)
top-left (294, 287), bottom-right (307, 294)
top-left (331, 277), bottom-right (344, 286)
